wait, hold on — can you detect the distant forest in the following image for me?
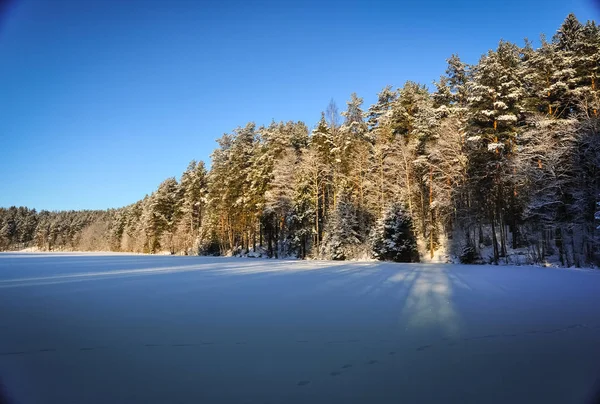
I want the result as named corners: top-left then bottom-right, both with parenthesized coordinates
top-left (2, 14), bottom-right (600, 266)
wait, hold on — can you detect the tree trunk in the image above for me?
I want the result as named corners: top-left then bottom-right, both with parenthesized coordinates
top-left (491, 212), bottom-right (499, 264)
top-left (314, 180), bottom-right (319, 253)
top-left (429, 164), bottom-right (434, 259)
top-left (273, 215), bottom-right (278, 259)
top-left (402, 151), bottom-right (413, 217)
top-left (267, 225), bottom-right (273, 258)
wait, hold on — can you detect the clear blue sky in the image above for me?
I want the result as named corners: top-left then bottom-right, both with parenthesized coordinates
top-left (0, 0), bottom-right (597, 211)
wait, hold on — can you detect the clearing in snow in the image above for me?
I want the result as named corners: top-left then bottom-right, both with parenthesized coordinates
top-left (0, 253), bottom-right (599, 403)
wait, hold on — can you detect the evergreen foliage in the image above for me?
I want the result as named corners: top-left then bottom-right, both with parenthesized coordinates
top-left (370, 203), bottom-right (419, 262)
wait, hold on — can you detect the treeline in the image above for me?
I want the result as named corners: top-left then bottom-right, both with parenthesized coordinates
top-left (2, 14), bottom-right (600, 266)
top-left (0, 207), bottom-right (114, 251)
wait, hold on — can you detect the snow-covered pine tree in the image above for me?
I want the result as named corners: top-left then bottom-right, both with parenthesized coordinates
top-left (255, 121), bottom-right (309, 257)
top-left (365, 86), bottom-right (398, 215)
top-left (410, 90), bottom-right (440, 258)
top-left (206, 133), bottom-right (234, 253)
top-left (311, 112), bottom-right (335, 164)
top-left (291, 149), bottom-right (318, 258)
top-left (179, 160), bottom-right (208, 253)
top-left (369, 202), bottom-right (419, 262)
top-left (308, 112), bottom-right (336, 241)
top-left (320, 196), bottom-right (361, 260)
top-left (468, 41), bottom-right (524, 150)
top-left (339, 93), bottom-right (371, 236)
top-left (574, 20), bottom-right (600, 116)
top-left (522, 36), bottom-right (564, 116)
top-left (145, 178), bottom-right (180, 253)
top-left (552, 13), bottom-right (585, 116)
top-left (0, 213), bottom-right (15, 250)
top-left (295, 147), bottom-right (329, 254)
top-left (205, 124), bottom-right (258, 254)
top-left (366, 85), bottom-right (397, 140)
top-left (434, 54), bottom-right (470, 115)
top-left (125, 199), bottom-right (146, 252)
top-left (387, 81), bottom-right (437, 249)
top-left (340, 93), bottom-right (368, 140)
top-left (430, 55), bottom-right (472, 258)
top-left (339, 93), bottom-right (369, 168)
top-left (231, 123), bottom-right (259, 254)
top-left (389, 81), bottom-right (431, 140)
top-left (263, 148), bottom-right (296, 257)
top-left (467, 40), bottom-right (525, 262)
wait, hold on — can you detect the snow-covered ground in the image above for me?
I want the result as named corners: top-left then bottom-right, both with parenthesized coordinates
top-left (0, 254), bottom-right (599, 404)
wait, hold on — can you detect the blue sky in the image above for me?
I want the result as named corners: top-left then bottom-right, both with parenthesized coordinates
top-left (0, 0), bottom-right (597, 211)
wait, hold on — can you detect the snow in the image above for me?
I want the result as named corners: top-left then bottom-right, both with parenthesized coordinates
top-left (1, 254), bottom-right (600, 404)
top-left (496, 114), bottom-right (518, 122)
top-left (487, 142), bottom-right (505, 152)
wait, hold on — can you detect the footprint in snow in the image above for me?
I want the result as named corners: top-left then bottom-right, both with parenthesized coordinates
top-left (0, 351), bottom-right (27, 356)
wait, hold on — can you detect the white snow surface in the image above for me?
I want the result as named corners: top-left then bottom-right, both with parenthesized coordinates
top-left (1, 253), bottom-right (600, 404)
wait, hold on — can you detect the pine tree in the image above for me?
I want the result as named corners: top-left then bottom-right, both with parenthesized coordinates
top-left (339, 93), bottom-right (370, 226)
top-left (366, 87), bottom-right (398, 215)
top-left (522, 36), bottom-right (562, 116)
top-left (434, 54), bottom-right (470, 114)
top-left (254, 121), bottom-right (309, 256)
top-left (145, 178), bottom-right (181, 253)
top-left (574, 20), bottom-right (600, 116)
top-left (263, 149), bottom-right (297, 257)
top-left (367, 85), bottom-right (397, 136)
top-left (466, 40), bottom-right (525, 262)
top-left (369, 203), bottom-right (418, 262)
top-left (179, 160), bottom-right (208, 253)
top-left (390, 81), bottom-right (431, 141)
top-left (468, 41), bottom-right (524, 148)
top-left (207, 133), bottom-right (235, 252)
top-left (311, 112), bottom-right (335, 164)
top-left (295, 147), bottom-right (329, 254)
top-left (321, 196), bottom-right (361, 260)
top-left (552, 14), bottom-right (585, 115)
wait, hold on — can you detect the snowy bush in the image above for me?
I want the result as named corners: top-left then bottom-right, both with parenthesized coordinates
top-left (369, 203), bottom-right (419, 263)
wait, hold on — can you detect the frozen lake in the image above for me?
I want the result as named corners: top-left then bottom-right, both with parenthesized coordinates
top-left (0, 253), bottom-right (599, 403)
